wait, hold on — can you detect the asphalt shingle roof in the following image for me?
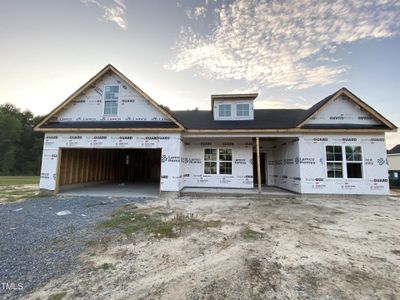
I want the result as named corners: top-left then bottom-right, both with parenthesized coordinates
top-left (388, 145), bottom-right (400, 154)
top-left (171, 109), bottom-right (306, 129)
top-left (40, 87), bottom-right (394, 131)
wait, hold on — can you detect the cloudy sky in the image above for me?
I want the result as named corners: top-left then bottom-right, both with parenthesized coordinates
top-left (1, 0), bottom-right (399, 146)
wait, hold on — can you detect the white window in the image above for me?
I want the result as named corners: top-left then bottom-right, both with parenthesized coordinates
top-left (204, 148), bottom-right (232, 175)
top-left (219, 149), bottom-right (232, 174)
top-left (236, 103), bottom-right (250, 117)
top-left (218, 104), bottom-right (231, 117)
top-left (325, 145), bottom-right (363, 179)
top-left (345, 146), bottom-right (363, 178)
top-left (204, 148), bottom-right (217, 174)
top-left (104, 85), bottom-right (119, 115)
top-left (326, 145), bottom-right (343, 178)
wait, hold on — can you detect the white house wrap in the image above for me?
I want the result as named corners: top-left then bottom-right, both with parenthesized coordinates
top-left (35, 65), bottom-right (397, 196)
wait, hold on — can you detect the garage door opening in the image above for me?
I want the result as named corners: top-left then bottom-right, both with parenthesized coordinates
top-left (56, 148), bottom-right (161, 198)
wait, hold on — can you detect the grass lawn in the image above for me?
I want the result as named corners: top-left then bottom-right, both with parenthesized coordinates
top-left (0, 176), bottom-right (41, 203)
top-left (0, 176), bottom-right (40, 186)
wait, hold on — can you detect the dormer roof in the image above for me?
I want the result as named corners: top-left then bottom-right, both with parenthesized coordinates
top-left (211, 93), bottom-right (258, 110)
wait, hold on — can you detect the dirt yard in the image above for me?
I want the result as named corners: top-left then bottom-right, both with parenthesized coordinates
top-left (26, 195), bottom-right (400, 300)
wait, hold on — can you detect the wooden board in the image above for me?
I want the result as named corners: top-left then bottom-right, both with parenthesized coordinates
top-left (57, 148), bottom-right (162, 189)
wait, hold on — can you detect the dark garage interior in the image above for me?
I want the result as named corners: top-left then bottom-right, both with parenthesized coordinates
top-left (57, 148), bottom-right (161, 197)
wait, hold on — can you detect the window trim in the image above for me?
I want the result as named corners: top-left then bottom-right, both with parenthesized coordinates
top-left (204, 148), bottom-right (218, 175)
top-left (218, 103), bottom-right (232, 118)
top-left (219, 148), bottom-right (233, 175)
top-left (203, 147), bottom-right (233, 175)
top-left (345, 145), bottom-right (364, 179)
top-left (324, 144), bottom-right (364, 180)
top-left (325, 145), bottom-right (344, 179)
top-left (103, 84), bottom-right (120, 116)
top-left (236, 103), bottom-right (250, 117)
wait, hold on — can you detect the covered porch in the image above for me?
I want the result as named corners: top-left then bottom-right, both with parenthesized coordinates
top-left (181, 135), bottom-right (301, 194)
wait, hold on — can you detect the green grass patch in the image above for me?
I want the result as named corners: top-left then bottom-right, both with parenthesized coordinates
top-left (153, 223), bottom-right (176, 238)
top-left (97, 207), bottom-right (220, 239)
top-left (85, 236), bottom-right (113, 249)
top-left (0, 176), bottom-right (39, 186)
top-left (0, 191), bottom-right (42, 203)
top-left (97, 211), bottom-right (160, 236)
top-left (51, 238), bottom-right (64, 245)
top-left (86, 240), bottom-right (100, 247)
top-left (0, 176), bottom-right (41, 203)
top-left (47, 292), bottom-right (67, 300)
top-left (97, 263), bottom-right (114, 270)
top-left (85, 202), bottom-right (107, 208)
top-left (241, 227), bottom-right (264, 240)
top-left (2, 190), bottom-right (35, 196)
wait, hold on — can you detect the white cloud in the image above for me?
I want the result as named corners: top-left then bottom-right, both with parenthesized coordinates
top-left (256, 97), bottom-right (309, 110)
top-left (226, 85), bottom-right (260, 95)
top-left (386, 130), bottom-right (400, 149)
top-left (167, 0), bottom-right (400, 89)
top-left (81, 0), bottom-right (128, 29)
top-left (185, 6), bottom-right (207, 20)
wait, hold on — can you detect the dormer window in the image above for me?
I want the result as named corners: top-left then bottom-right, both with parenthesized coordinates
top-left (236, 103), bottom-right (250, 117)
top-left (218, 104), bottom-right (232, 117)
top-left (212, 93), bottom-right (257, 121)
top-left (104, 85), bottom-right (119, 115)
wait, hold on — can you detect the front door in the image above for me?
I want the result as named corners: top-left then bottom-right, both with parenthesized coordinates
top-left (253, 152), bottom-right (266, 185)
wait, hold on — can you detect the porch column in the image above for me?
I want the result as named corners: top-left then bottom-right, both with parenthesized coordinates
top-left (256, 137), bottom-right (262, 193)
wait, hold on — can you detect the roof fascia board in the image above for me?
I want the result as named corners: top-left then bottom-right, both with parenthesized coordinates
top-left (108, 65), bottom-right (184, 130)
top-left (296, 90), bottom-right (343, 128)
top-left (184, 128), bottom-right (392, 134)
top-left (34, 64), bottom-right (112, 131)
top-left (34, 64), bottom-right (184, 131)
top-left (340, 89), bottom-right (397, 129)
top-left (35, 127), bottom-right (182, 132)
top-left (297, 88), bottom-right (397, 129)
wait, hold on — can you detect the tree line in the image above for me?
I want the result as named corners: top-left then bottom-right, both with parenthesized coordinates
top-left (0, 103), bottom-right (44, 175)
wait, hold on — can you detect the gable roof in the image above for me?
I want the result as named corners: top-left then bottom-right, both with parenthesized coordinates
top-left (34, 64), bottom-right (184, 131)
top-left (171, 109), bottom-right (389, 131)
top-left (172, 87), bottom-right (397, 131)
top-left (388, 144), bottom-right (400, 155)
top-left (34, 67), bottom-right (396, 133)
top-left (296, 87), bottom-right (397, 129)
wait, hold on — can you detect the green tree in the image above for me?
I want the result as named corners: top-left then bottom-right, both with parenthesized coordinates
top-left (0, 103), bottom-right (44, 175)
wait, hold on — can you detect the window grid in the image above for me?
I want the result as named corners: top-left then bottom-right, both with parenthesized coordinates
top-left (219, 149), bottom-right (232, 175)
top-left (104, 85), bottom-right (119, 115)
top-left (204, 148), bottom-right (232, 175)
top-left (218, 104), bottom-right (232, 117)
top-left (325, 145), bottom-right (363, 179)
top-left (204, 148), bottom-right (217, 174)
top-left (326, 145), bottom-right (343, 178)
top-left (345, 146), bottom-right (363, 178)
top-left (236, 103), bottom-right (250, 117)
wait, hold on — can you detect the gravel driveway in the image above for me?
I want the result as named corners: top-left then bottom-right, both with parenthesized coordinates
top-left (0, 196), bottom-right (149, 299)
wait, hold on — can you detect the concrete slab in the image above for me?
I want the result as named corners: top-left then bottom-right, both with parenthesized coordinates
top-left (180, 186), bottom-right (297, 198)
top-left (60, 182), bottom-right (160, 198)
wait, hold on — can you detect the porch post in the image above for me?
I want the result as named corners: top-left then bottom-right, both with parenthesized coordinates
top-left (54, 148), bottom-right (62, 195)
top-left (256, 137), bottom-right (262, 193)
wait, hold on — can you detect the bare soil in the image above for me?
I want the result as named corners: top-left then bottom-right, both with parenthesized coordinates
top-left (26, 195), bottom-right (400, 300)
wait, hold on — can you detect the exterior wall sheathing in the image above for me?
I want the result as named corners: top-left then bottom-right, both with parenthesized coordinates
top-left (40, 133), bottom-right (183, 192)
